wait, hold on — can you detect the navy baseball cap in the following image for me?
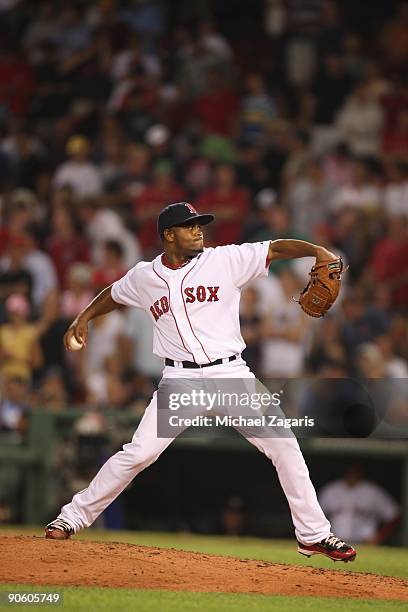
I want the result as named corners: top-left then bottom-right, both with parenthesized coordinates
top-left (157, 202), bottom-right (214, 237)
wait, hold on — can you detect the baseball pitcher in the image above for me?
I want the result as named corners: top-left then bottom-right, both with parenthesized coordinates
top-left (45, 202), bottom-right (355, 562)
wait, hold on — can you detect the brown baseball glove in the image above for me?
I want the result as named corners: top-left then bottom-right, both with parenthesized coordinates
top-left (297, 258), bottom-right (345, 318)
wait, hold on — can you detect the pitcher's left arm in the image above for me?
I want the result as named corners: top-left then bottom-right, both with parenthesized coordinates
top-left (268, 239), bottom-right (337, 263)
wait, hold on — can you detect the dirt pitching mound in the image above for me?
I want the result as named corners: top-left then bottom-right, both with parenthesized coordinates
top-left (1, 536), bottom-right (407, 600)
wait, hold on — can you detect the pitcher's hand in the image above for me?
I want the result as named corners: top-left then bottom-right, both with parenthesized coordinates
top-left (315, 246), bottom-right (338, 263)
top-left (63, 316), bottom-right (88, 351)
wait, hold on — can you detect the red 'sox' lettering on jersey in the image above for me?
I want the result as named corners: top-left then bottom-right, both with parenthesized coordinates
top-left (184, 287), bottom-right (195, 303)
top-left (196, 285), bottom-right (206, 302)
top-left (183, 286), bottom-right (220, 304)
top-left (207, 286), bottom-right (220, 301)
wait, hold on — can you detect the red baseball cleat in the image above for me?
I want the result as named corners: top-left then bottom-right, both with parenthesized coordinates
top-left (45, 519), bottom-right (74, 540)
top-left (297, 533), bottom-right (357, 562)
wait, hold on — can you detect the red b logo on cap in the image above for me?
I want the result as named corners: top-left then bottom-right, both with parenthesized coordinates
top-left (185, 203), bottom-right (197, 214)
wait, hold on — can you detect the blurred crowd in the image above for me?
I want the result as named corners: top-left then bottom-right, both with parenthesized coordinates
top-left (0, 0), bottom-right (407, 431)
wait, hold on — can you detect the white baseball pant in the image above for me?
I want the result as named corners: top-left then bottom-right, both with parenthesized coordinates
top-left (57, 357), bottom-right (331, 544)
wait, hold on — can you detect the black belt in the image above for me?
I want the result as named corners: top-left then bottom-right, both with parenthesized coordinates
top-left (165, 355), bottom-right (238, 369)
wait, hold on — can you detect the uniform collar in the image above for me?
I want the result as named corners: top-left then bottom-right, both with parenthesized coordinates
top-left (160, 252), bottom-right (203, 271)
top-left (161, 253), bottom-right (190, 270)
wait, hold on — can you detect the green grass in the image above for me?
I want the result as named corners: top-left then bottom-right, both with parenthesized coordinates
top-left (0, 585), bottom-right (405, 612)
top-left (1, 527), bottom-right (407, 611)
top-left (2, 525), bottom-right (408, 579)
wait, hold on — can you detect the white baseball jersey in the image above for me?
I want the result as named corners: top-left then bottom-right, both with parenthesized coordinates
top-left (111, 242), bottom-right (270, 364)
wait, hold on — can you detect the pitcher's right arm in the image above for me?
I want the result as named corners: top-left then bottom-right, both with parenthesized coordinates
top-left (63, 284), bottom-right (119, 350)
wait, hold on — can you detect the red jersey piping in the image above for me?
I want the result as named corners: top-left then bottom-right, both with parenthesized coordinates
top-left (180, 262), bottom-right (212, 363)
top-left (152, 263), bottom-right (196, 361)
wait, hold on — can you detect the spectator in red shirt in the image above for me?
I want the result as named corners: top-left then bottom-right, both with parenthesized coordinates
top-left (92, 240), bottom-right (126, 292)
top-left (133, 160), bottom-right (186, 256)
top-left (381, 81), bottom-right (408, 157)
top-left (382, 111), bottom-right (408, 158)
top-left (0, 47), bottom-right (36, 116)
top-left (47, 206), bottom-right (90, 289)
top-left (196, 164), bottom-right (249, 245)
top-left (370, 216), bottom-right (408, 309)
top-left (193, 68), bottom-right (240, 137)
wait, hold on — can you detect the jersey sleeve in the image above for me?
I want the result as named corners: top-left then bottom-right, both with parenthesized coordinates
top-left (221, 242), bottom-right (271, 289)
top-left (111, 264), bottom-right (143, 308)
